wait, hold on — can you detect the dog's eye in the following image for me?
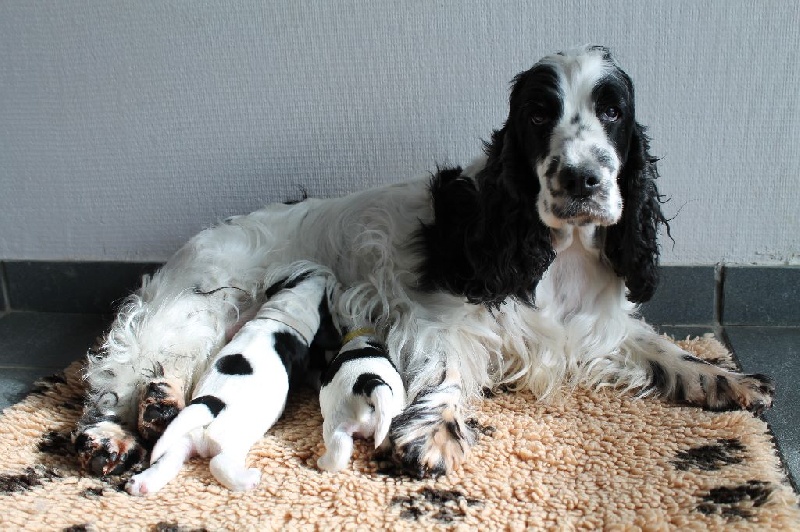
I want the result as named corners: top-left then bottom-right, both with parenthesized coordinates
top-left (530, 110), bottom-right (550, 126)
top-left (600, 106), bottom-right (621, 122)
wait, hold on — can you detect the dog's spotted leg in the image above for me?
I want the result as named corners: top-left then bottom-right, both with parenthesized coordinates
top-left (623, 326), bottom-right (775, 415)
top-left (137, 378), bottom-right (186, 444)
top-left (388, 366), bottom-right (475, 478)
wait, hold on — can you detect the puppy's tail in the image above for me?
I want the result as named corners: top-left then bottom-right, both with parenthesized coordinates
top-left (150, 396), bottom-right (222, 464)
top-left (371, 384), bottom-right (399, 449)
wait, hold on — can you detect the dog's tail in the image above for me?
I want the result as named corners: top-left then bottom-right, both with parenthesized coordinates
top-left (370, 383), bottom-right (398, 449)
top-left (150, 395), bottom-right (223, 464)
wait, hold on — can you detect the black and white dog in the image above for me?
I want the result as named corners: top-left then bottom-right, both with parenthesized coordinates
top-left (318, 330), bottom-right (406, 472)
top-left (125, 263), bottom-right (339, 494)
top-left (75, 45), bottom-right (774, 479)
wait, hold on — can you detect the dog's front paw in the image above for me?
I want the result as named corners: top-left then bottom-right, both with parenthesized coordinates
top-left (388, 388), bottom-right (475, 478)
top-left (74, 421), bottom-right (145, 476)
top-left (706, 373), bottom-right (775, 415)
top-left (137, 379), bottom-right (185, 444)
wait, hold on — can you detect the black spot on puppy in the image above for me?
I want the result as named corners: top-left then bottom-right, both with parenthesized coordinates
top-left (274, 331), bottom-right (309, 380)
top-left (321, 347), bottom-right (395, 387)
top-left (352, 373), bottom-right (388, 397)
top-left (264, 270), bottom-right (313, 299)
top-left (215, 354), bottom-right (253, 375)
top-left (190, 395), bottom-right (226, 417)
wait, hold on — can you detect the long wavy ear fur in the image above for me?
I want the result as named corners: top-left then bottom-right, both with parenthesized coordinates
top-left (603, 123), bottom-right (669, 303)
top-left (417, 126), bottom-right (555, 307)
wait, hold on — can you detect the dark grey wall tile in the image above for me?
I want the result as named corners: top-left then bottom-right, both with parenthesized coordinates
top-left (0, 312), bottom-right (107, 367)
top-left (638, 266), bottom-right (716, 326)
top-left (5, 261), bottom-right (162, 314)
top-left (724, 267), bottom-right (800, 326)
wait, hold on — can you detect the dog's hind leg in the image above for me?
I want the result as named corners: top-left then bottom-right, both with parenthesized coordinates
top-left (209, 448), bottom-right (262, 492)
top-left (126, 435), bottom-right (194, 496)
top-left (317, 420), bottom-right (357, 472)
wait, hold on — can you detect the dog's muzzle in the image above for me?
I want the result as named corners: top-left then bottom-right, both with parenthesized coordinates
top-left (558, 165), bottom-right (602, 198)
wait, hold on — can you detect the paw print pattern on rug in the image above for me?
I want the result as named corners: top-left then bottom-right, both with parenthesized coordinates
top-left (391, 487), bottom-right (483, 523)
top-left (696, 480), bottom-right (775, 518)
top-left (671, 439), bottom-right (781, 521)
top-left (672, 438), bottom-right (745, 471)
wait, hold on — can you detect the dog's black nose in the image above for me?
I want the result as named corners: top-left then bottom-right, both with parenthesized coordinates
top-left (560, 166), bottom-right (601, 197)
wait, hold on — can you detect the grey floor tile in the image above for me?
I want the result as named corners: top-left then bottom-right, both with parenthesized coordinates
top-left (0, 312), bottom-right (107, 368)
top-left (0, 367), bottom-right (63, 411)
top-left (725, 327), bottom-right (800, 491)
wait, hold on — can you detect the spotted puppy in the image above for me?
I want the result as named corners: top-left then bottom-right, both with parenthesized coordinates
top-left (126, 264), bottom-right (338, 494)
top-left (317, 329), bottom-right (406, 472)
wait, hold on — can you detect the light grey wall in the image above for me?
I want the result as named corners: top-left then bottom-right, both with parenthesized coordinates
top-left (1, 1), bottom-right (798, 264)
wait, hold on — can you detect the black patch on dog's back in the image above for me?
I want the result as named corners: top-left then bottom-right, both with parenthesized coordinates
top-left (216, 354), bottom-right (253, 375)
top-left (321, 347), bottom-right (394, 387)
top-left (190, 395), bottom-right (226, 416)
top-left (264, 270), bottom-right (313, 299)
top-left (274, 331), bottom-right (310, 381)
top-left (352, 373), bottom-right (388, 396)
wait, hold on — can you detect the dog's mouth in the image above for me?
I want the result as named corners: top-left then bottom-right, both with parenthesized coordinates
top-left (550, 197), bottom-right (616, 226)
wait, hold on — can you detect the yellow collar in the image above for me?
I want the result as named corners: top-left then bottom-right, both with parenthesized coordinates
top-left (342, 327), bottom-right (376, 345)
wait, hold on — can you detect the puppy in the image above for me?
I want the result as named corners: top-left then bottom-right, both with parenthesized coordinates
top-left (317, 329), bottom-right (406, 472)
top-left (126, 264), bottom-right (336, 494)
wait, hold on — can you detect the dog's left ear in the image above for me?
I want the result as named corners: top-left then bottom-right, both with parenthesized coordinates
top-left (603, 123), bottom-right (669, 303)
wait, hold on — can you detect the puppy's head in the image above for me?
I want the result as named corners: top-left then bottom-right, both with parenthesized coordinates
top-left (507, 45), bottom-right (635, 228)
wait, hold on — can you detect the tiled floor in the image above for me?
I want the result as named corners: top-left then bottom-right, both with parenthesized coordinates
top-left (0, 312), bottom-right (797, 492)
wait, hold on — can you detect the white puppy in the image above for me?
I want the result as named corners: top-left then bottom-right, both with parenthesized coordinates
top-left (126, 264), bottom-right (336, 494)
top-left (317, 329), bottom-right (406, 472)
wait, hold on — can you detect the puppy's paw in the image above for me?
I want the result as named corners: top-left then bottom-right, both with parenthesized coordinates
top-left (125, 474), bottom-right (149, 496)
top-left (74, 421), bottom-right (145, 476)
top-left (388, 390), bottom-right (475, 478)
top-left (240, 468), bottom-right (262, 491)
top-left (137, 379), bottom-right (185, 444)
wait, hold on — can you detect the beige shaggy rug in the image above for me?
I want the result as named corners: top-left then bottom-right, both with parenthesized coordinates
top-left (0, 335), bottom-right (798, 531)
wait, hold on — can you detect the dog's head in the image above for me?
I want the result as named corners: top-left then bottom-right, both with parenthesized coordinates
top-left (506, 45), bottom-right (636, 228)
top-left (487, 45), bottom-right (667, 302)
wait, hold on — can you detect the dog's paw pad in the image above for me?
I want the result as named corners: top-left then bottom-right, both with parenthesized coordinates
top-left (137, 379), bottom-right (185, 443)
top-left (74, 422), bottom-right (145, 476)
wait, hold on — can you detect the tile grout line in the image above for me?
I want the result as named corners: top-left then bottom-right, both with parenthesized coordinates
top-left (0, 261), bottom-right (11, 312)
top-left (713, 262), bottom-right (725, 327)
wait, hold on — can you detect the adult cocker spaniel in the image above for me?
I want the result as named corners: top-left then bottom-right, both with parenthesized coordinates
top-left (74, 45), bottom-right (774, 479)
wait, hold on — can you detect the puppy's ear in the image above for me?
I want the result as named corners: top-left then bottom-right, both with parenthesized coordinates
top-left (604, 123), bottom-right (669, 303)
